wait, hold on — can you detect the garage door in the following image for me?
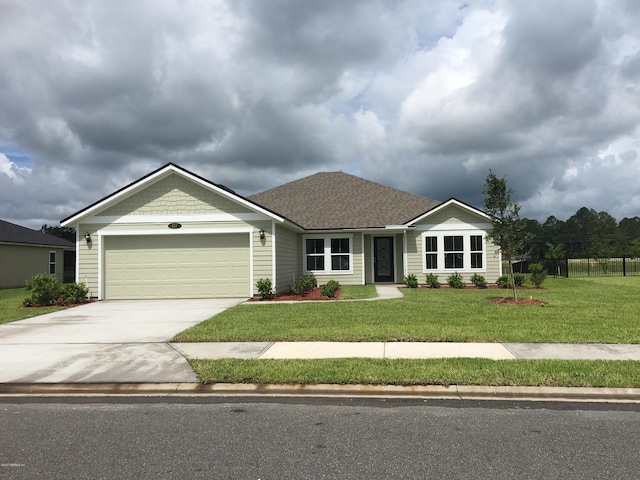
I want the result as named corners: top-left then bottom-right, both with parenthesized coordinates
top-left (104, 234), bottom-right (250, 299)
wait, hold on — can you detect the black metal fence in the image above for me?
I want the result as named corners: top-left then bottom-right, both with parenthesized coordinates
top-left (534, 258), bottom-right (640, 278)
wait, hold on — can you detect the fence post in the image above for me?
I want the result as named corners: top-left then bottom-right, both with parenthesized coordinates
top-left (623, 257), bottom-right (627, 277)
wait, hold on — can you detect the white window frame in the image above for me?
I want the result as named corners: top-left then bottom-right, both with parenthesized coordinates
top-left (303, 234), bottom-right (353, 275)
top-left (422, 231), bottom-right (486, 274)
top-left (49, 251), bottom-right (56, 275)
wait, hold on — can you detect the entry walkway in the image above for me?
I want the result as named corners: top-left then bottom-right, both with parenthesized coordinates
top-left (172, 342), bottom-right (640, 361)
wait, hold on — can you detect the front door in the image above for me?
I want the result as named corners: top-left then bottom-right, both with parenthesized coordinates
top-left (374, 236), bottom-right (394, 283)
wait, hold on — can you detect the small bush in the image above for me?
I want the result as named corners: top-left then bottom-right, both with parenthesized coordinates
top-left (425, 273), bottom-right (440, 288)
top-left (496, 275), bottom-right (509, 288)
top-left (321, 280), bottom-right (340, 298)
top-left (513, 273), bottom-right (525, 287)
top-left (25, 274), bottom-right (62, 306)
top-left (447, 272), bottom-right (465, 289)
top-left (60, 283), bottom-right (89, 305)
top-left (403, 274), bottom-right (419, 288)
top-left (256, 278), bottom-right (274, 300)
top-left (470, 273), bottom-right (487, 289)
top-left (292, 274), bottom-right (317, 296)
top-left (528, 263), bottom-right (548, 288)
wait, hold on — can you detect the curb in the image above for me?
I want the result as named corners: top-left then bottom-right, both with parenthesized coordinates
top-left (1, 383), bottom-right (640, 403)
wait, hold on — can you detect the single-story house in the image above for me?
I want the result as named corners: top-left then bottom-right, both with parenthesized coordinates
top-left (0, 219), bottom-right (75, 289)
top-left (61, 163), bottom-right (500, 299)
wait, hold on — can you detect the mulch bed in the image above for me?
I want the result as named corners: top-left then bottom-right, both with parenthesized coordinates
top-left (249, 287), bottom-right (342, 302)
top-left (491, 297), bottom-right (548, 306)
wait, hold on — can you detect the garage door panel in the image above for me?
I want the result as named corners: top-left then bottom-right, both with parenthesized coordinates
top-left (104, 234), bottom-right (250, 299)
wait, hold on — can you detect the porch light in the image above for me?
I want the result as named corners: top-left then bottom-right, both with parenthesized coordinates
top-left (259, 229), bottom-right (266, 240)
top-left (84, 233), bottom-right (92, 244)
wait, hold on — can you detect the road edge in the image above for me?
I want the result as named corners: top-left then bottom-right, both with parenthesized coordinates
top-left (1, 383), bottom-right (640, 403)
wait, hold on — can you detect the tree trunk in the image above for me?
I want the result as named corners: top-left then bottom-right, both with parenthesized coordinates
top-left (508, 255), bottom-right (518, 301)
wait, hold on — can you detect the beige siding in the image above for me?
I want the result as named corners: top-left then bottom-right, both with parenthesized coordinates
top-left (99, 173), bottom-right (253, 216)
top-left (421, 204), bottom-right (487, 225)
top-left (394, 233), bottom-right (404, 282)
top-left (251, 220), bottom-right (273, 295)
top-left (310, 232), bottom-right (364, 285)
top-left (364, 235), bottom-right (373, 284)
top-left (406, 204), bottom-right (500, 284)
top-left (0, 244), bottom-right (66, 289)
top-left (275, 225), bottom-right (300, 293)
top-left (77, 223), bottom-right (103, 297)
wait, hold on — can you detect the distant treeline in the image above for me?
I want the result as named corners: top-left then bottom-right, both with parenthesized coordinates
top-left (521, 207), bottom-right (640, 260)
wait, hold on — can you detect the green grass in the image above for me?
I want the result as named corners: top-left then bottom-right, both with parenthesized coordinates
top-left (190, 358), bottom-right (640, 388)
top-left (338, 284), bottom-right (377, 300)
top-left (173, 277), bottom-right (640, 344)
top-left (0, 288), bottom-right (65, 325)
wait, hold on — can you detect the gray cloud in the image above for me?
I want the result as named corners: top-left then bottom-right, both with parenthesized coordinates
top-left (1, 0), bottom-right (640, 230)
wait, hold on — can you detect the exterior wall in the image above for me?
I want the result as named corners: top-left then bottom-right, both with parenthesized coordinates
top-left (362, 233), bottom-right (405, 284)
top-left (364, 235), bottom-right (373, 284)
top-left (99, 174), bottom-right (253, 217)
top-left (274, 224), bottom-right (301, 293)
top-left (302, 232), bottom-right (364, 285)
top-left (406, 204), bottom-right (500, 284)
top-left (78, 218), bottom-right (273, 299)
top-left (0, 244), bottom-right (67, 289)
top-left (250, 220), bottom-right (273, 296)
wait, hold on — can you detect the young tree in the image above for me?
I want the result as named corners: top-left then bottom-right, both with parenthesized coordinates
top-left (482, 170), bottom-right (524, 300)
top-left (544, 242), bottom-right (566, 277)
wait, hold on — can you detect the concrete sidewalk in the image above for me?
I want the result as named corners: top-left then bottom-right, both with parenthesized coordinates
top-left (172, 341), bottom-right (640, 361)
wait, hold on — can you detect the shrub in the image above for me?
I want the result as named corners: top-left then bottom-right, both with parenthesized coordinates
top-left (470, 273), bottom-right (487, 289)
top-left (496, 275), bottom-right (509, 289)
top-left (513, 273), bottom-right (525, 287)
top-left (321, 280), bottom-right (340, 298)
top-left (425, 273), bottom-right (440, 288)
top-left (292, 274), bottom-right (317, 296)
top-left (447, 272), bottom-right (465, 289)
top-left (60, 283), bottom-right (89, 305)
top-left (528, 263), bottom-right (548, 288)
top-left (256, 278), bottom-right (274, 300)
top-left (25, 274), bottom-right (62, 306)
top-left (403, 274), bottom-right (419, 288)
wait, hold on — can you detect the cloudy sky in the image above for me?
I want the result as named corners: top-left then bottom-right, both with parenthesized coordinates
top-left (2, 0), bottom-right (640, 230)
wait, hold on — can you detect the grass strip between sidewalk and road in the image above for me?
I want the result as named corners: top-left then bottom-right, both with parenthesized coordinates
top-left (190, 358), bottom-right (640, 388)
top-left (174, 277), bottom-right (640, 344)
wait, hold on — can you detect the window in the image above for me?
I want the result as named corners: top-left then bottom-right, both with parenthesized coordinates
top-left (470, 235), bottom-right (483, 269)
top-left (423, 232), bottom-right (486, 273)
top-left (49, 251), bottom-right (56, 275)
top-left (305, 239), bottom-right (325, 271)
top-left (331, 238), bottom-right (350, 271)
top-left (444, 235), bottom-right (463, 269)
top-left (304, 235), bottom-right (352, 274)
top-left (425, 236), bottom-right (438, 269)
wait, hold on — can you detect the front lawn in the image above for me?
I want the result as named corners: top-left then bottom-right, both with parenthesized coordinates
top-left (0, 288), bottom-right (65, 325)
top-left (174, 277), bottom-right (640, 344)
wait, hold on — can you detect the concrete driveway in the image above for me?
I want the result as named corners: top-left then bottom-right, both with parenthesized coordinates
top-left (0, 298), bottom-right (243, 383)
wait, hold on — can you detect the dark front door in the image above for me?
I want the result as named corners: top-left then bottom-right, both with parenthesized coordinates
top-left (374, 237), bottom-right (394, 283)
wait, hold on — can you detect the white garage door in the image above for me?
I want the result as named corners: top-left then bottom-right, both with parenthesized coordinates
top-left (104, 234), bottom-right (250, 299)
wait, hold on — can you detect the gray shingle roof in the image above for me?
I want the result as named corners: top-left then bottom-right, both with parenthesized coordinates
top-left (0, 220), bottom-right (75, 248)
top-left (248, 172), bottom-right (441, 229)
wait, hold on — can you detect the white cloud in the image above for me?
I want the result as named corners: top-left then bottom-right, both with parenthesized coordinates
top-left (1, 0), bottom-right (640, 227)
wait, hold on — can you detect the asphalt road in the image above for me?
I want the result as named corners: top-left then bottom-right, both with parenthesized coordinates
top-left (1, 397), bottom-right (639, 479)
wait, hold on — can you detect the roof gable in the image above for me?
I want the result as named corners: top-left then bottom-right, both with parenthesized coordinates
top-left (0, 220), bottom-right (75, 248)
top-left (406, 198), bottom-right (491, 226)
top-left (248, 172), bottom-right (441, 229)
top-left (61, 163), bottom-right (284, 226)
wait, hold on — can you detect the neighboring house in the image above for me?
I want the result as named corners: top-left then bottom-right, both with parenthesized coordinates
top-left (61, 163), bottom-right (500, 299)
top-left (0, 220), bottom-right (75, 289)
